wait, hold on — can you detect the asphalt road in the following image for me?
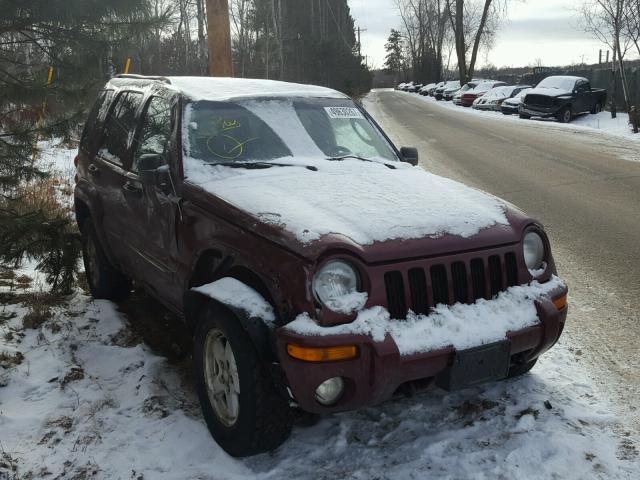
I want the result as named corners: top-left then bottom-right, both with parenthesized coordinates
top-left (365, 89), bottom-right (640, 432)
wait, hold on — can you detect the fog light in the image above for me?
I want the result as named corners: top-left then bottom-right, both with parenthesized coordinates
top-left (315, 377), bottom-right (345, 406)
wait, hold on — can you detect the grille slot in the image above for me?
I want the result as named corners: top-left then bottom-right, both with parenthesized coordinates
top-left (505, 252), bottom-right (518, 287)
top-left (430, 265), bottom-right (449, 306)
top-left (488, 255), bottom-right (503, 296)
top-left (384, 271), bottom-right (406, 319)
top-left (451, 262), bottom-right (468, 304)
top-left (470, 259), bottom-right (486, 300)
top-left (408, 268), bottom-right (429, 315)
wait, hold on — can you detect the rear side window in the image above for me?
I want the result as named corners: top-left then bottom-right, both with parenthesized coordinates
top-left (99, 91), bottom-right (144, 166)
top-left (132, 96), bottom-right (173, 173)
top-left (80, 90), bottom-right (113, 154)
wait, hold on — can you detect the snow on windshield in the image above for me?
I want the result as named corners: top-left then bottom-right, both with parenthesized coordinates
top-left (536, 77), bottom-right (579, 91)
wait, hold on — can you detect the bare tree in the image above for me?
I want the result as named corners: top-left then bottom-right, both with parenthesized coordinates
top-left (446, 0), bottom-right (505, 83)
top-left (581, 0), bottom-right (633, 114)
top-left (623, 0), bottom-right (640, 56)
top-left (396, 0), bottom-right (452, 81)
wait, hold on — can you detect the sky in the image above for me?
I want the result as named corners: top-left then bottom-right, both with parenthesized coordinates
top-left (348, 0), bottom-right (619, 70)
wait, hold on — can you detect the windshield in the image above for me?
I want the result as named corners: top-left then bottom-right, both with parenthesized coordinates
top-left (183, 98), bottom-right (399, 164)
top-left (536, 77), bottom-right (577, 91)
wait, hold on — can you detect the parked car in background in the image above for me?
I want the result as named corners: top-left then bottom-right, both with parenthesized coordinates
top-left (408, 83), bottom-right (424, 93)
top-left (443, 82), bottom-right (463, 101)
top-left (400, 82), bottom-right (414, 92)
top-left (420, 83), bottom-right (437, 96)
top-left (461, 81), bottom-right (507, 107)
top-left (428, 81), bottom-right (445, 96)
top-left (435, 81), bottom-right (461, 100)
top-left (501, 88), bottom-right (533, 115)
top-left (452, 80), bottom-right (484, 105)
top-left (472, 85), bottom-right (532, 111)
top-left (396, 83), bottom-right (407, 91)
top-left (519, 76), bottom-right (607, 123)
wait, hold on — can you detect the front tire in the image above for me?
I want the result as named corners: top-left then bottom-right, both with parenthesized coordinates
top-left (81, 219), bottom-right (131, 300)
top-left (508, 358), bottom-right (538, 378)
top-left (519, 113), bottom-right (531, 119)
top-left (193, 305), bottom-right (292, 457)
top-left (557, 107), bottom-right (572, 123)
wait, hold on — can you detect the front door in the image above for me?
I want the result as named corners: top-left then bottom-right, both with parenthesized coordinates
top-left (124, 94), bottom-right (182, 308)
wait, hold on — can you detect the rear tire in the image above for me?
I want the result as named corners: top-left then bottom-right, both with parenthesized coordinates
top-left (81, 219), bottom-right (131, 300)
top-left (193, 305), bottom-right (292, 457)
top-left (590, 102), bottom-right (602, 114)
top-left (519, 113), bottom-right (531, 119)
top-left (508, 358), bottom-right (538, 378)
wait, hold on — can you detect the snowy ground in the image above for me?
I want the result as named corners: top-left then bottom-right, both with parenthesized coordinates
top-left (2, 133), bottom-right (639, 479)
top-left (388, 89), bottom-right (640, 146)
top-left (1, 287), bottom-right (638, 479)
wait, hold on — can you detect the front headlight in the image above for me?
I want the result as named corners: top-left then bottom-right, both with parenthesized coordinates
top-left (523, 231), bottom-right (546, 277)
top-left (313, 260), bottom-right (366, 314)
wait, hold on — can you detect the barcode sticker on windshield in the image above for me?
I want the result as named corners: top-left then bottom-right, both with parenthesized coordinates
top-left (324, 107), bottom-right (364, 119)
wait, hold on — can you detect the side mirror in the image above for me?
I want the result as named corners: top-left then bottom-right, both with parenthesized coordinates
top-left (138, 153), bottom-right (164, 185)
top-left (400, 146), bottom-right (419, 166)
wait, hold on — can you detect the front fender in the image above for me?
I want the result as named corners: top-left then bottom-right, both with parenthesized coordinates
top-left (184, 278), bottom-right (277, 363)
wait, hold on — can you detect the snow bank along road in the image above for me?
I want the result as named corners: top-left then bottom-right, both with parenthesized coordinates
top-left (365, 89), bottom-right (640, 435)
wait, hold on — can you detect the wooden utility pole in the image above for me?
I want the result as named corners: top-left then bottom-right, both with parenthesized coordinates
top-left (206, 0), bottom-right (233, 77)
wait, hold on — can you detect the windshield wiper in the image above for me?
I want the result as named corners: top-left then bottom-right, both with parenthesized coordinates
top-left (204, 161), bottom-right (318, 171)
top-left (326, 155), bottom-right (396, 169)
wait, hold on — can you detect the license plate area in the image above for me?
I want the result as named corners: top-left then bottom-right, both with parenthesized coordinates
top-left (436, 340), bottom-right (511, 391)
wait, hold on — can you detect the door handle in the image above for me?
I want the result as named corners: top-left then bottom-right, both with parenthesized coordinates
top-left (122, 181), bottom-right (143, 199)
top-left (88, 164), bottom-right (100, 176)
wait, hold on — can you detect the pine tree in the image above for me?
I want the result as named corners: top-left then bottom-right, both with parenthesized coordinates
top-left (0, 0), bottom-right (164, 293)
top-left (384, 29), bottom-right (405, 77)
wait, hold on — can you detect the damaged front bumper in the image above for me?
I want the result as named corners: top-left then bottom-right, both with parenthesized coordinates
top-left (276, 282), bottom-right (568, 414)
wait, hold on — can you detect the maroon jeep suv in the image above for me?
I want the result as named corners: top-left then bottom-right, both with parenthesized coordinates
top-left (75, 75), bottom-right (568, 457)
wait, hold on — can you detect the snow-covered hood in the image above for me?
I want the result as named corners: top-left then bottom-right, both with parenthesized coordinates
top-left (525, 87), bottom-right (572, 98)
top-left (183, 157), bottom-right (519, 259)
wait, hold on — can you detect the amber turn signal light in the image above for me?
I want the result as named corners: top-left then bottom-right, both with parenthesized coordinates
top-left (287, 344), bottom-right (357, 362)
top-left (553, 294), bottom-right (568, 310)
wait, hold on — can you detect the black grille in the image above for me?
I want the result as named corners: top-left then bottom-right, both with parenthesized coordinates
top-left (384, 252), bottom-right (520, 319)
top-left (525, 94), bottom-right (553, 107)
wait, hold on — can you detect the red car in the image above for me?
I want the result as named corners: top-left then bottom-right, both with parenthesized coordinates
top-left (76, 75), bottom-right (567, 457)
top-left (461, 80), bottom-right (507, 107)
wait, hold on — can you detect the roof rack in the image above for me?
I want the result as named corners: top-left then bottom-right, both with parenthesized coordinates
top-left (114, 74), bottom-right (172, 84)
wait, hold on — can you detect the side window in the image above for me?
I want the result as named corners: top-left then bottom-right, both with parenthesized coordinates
top-left (80, 90), bottom-right (113, 154)
top-left (98, 91), bottom-right (144, 166)
top-left (577, 81), bottom-right (589, 93)
top-left (132, 96), bottom-right (172, 173)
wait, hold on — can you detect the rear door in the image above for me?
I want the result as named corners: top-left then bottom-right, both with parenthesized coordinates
top-left (94, 91), bottom-right (145, 271)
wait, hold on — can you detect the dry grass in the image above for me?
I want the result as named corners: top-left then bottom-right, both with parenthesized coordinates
top-left (13, 174), bottom-right (74, 218)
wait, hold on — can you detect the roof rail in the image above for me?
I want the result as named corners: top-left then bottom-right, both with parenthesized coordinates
top-left (114, 74), bottom-right (172, 84)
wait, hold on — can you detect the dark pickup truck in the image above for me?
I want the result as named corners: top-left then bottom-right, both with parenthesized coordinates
top-left (519, 76), bottom-right (607, 123)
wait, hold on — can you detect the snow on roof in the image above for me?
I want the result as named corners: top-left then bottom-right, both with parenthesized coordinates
top-left (110, 75), bottom-right (348, 102)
